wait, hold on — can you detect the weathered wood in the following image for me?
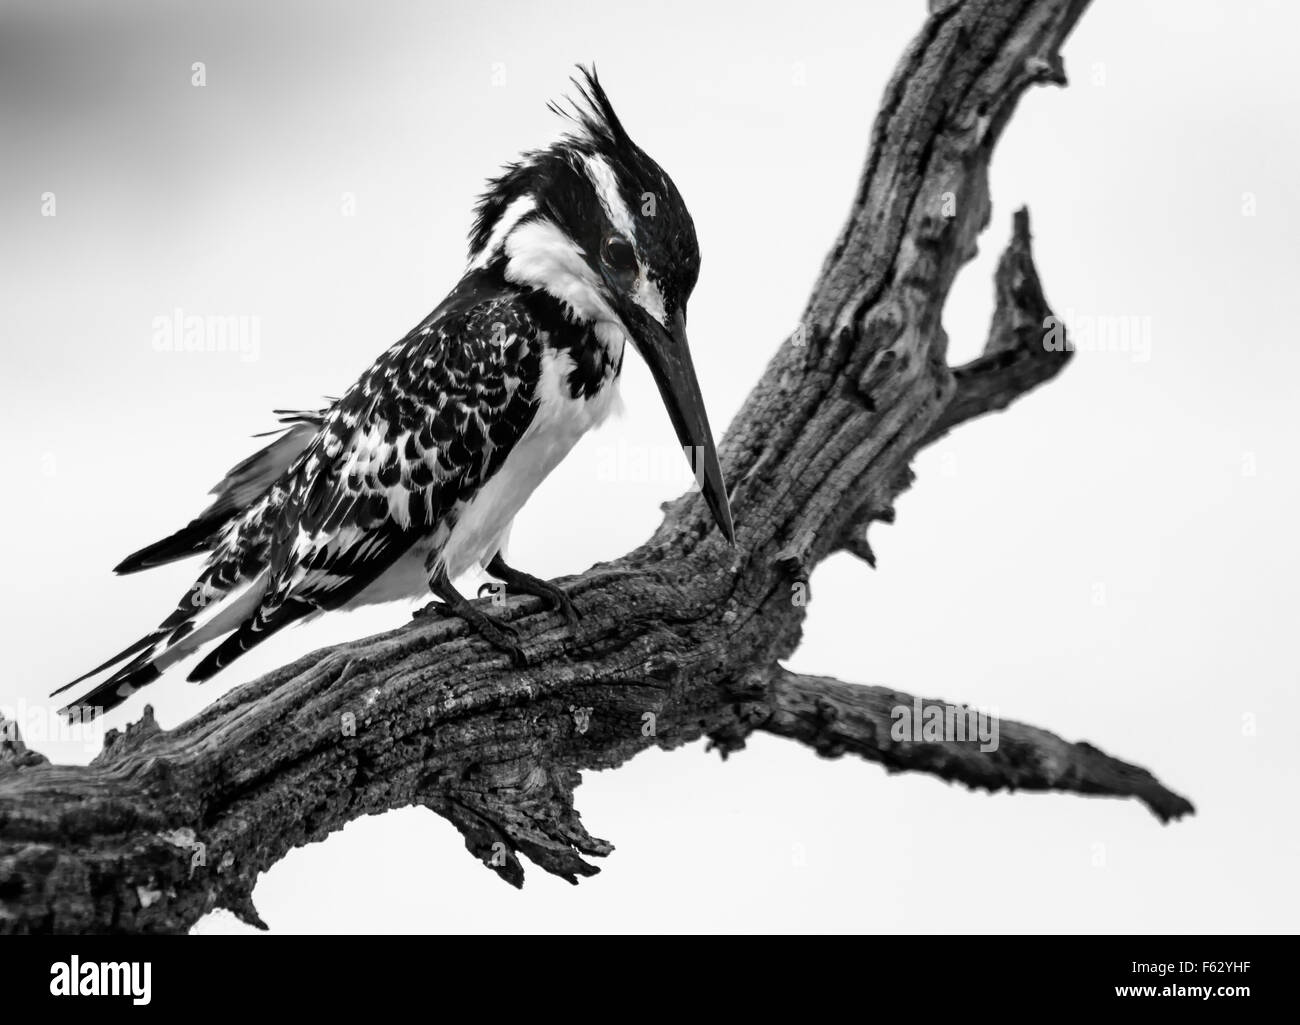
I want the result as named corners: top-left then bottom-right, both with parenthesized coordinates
top-left (0, 0), bottom-right (1190, 935)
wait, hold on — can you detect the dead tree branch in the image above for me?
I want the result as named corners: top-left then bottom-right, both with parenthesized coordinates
top-left (0, 0), bottom-right (1191, 935)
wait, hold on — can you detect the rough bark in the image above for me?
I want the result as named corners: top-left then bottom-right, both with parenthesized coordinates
top-left (0, 0), bottom-right (1192, 935)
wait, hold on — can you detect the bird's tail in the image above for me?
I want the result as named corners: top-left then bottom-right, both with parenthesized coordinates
top-left (55, 649), bottom-right (167, 722)
top-left (114, 408), bottom-right (325, 575)
top-left (55, 408), bottom-right (330, 720)
top-left (52, 575), bottom-right (269, 721)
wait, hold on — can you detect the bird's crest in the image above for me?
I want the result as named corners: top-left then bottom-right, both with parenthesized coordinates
top-left (547, 64), bottom-right (632, 152)
top-left (468, 64), bottom-right (644, 261)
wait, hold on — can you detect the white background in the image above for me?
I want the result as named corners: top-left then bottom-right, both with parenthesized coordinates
top-left (1, 0), bottom-right (1295, 933)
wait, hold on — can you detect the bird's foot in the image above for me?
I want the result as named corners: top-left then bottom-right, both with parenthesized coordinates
top-left (484, 555), bottom-right (580, 627)
top-left (413, 596), bottom-right (527, 666)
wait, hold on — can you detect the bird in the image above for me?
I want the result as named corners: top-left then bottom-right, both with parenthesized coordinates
top-left (54, 66), bottom-right (735, 721)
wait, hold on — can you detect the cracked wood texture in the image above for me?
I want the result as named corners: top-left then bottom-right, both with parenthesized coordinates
top-left (0, 0), bottom-right (1193, 935)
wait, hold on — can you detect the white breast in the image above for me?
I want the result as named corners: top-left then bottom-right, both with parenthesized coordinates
top-left (434, 345), bottom-right (622, 581)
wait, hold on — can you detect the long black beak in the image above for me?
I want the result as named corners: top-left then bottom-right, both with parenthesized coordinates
top-left (627, 305), bottom-right (735, 544)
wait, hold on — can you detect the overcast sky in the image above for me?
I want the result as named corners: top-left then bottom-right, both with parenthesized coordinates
top-left (1, 0), bottom-right (1296, 933)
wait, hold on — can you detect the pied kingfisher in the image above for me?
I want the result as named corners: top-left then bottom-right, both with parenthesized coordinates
top-left (56, 67), bottom-right (734, 720)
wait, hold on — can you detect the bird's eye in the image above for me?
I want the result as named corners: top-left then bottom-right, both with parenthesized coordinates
top-left (601, 235), bottom-right (637, 273)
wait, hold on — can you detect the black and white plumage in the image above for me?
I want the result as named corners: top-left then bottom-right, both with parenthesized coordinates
top-left (56, 67), bottom-right (734, 720)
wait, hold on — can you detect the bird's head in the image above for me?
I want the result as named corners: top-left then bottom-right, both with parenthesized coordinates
top-left (468, 66), bottom-right (734, 544)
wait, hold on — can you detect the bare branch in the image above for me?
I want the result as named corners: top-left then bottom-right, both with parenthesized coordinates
top-left (760, 669), bottom-right (1195, 823)
top-left (926, 207), bottom-right (1074, 442)
top-left (0, 715), bottom-right (50, 775)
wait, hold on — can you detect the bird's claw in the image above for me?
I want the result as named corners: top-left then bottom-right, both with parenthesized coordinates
top-left (484, 579), bottom-right (580, 627)
top-left (471, 615), bottom-right (527, 665)
top-left (412, 600), bottom-right (442, 620)
top-left (413, 598), bottom-right (526, 665)
top-left (547, 590), bottom-right (581, 627)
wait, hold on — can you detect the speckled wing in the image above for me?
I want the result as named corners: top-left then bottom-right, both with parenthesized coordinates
top-left (187, 280), bottom-right (544, 681)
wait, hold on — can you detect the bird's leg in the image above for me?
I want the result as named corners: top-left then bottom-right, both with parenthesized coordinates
top-left (482, 553), bottom-right (580, 627)
top-left (414, 568), bottom-right (527, 666)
